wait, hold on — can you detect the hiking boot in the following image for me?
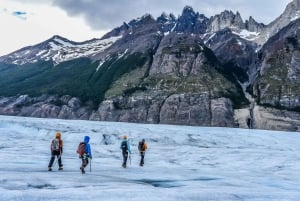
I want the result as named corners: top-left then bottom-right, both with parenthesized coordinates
top-left (80, 167), bottom-right (85, 174)
top-left (48, 167), bottom-right (52, 171)
top-left (58, 166), bottom-right (63, 171)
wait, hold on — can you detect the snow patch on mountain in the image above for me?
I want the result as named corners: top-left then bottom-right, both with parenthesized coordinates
top-left (232, 29), bottom-right (260, 41)
top-left (290, 10), bottom-right (300, 21)
top-left (2, 35), bottom-right (122, 65)
top-left (47, 36), bottom-right (122, 65)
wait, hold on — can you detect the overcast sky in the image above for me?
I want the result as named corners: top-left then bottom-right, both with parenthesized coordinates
top-left (0, 0), bottom-right (292, 56)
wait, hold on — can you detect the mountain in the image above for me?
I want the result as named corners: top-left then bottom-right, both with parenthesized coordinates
top-left (0, 0), bottom-right (300, 131)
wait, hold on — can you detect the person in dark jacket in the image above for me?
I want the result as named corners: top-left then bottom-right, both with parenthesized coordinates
top-left (79, 136), bottom-right (92, 174)
top-left (120, 135), bottom-right (131, 168)
top-left (48, 132), bottom-right (63, 171)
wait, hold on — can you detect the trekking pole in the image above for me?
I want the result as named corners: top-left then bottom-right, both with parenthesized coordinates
top-left (53, 153), bottom-right (61, 167)
top-left (90, 158), bottom-right (92, 172)
top-left (129, 152), bottom-right (131, 165)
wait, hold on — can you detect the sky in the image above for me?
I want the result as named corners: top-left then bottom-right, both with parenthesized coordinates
top-left (1, 115), bottom-right (300, 200)
top-left (0, 0), bottom-right (292, 56)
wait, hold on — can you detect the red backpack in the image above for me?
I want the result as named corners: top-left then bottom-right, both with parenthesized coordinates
top-left (77, 142), bottom-right (86, 155)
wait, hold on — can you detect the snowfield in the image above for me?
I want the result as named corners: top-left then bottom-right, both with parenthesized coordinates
top-left (0, 115), bottom-right (300, 201)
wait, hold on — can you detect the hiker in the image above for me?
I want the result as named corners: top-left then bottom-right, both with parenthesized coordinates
top-left (120, 135), bottom-right (131, 168)
top-left (77, 136), bottom-right (92, 174)
top-left (138, 139), bottom-right (148, 166)
top-left (48, 132), bottom-right (63, 171)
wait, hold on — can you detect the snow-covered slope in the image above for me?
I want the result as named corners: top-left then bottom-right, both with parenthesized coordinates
top-left (0, 115), bottom-right (300, 201)
top-left (0, 35), bottom-right (122, 65)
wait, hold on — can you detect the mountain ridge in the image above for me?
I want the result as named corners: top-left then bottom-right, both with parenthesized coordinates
top-left (0, 0), bottom-right (300, 131)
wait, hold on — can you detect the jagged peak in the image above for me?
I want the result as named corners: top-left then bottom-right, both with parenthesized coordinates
top-left (249, 16), bottom-right (255, 22)
top-left (128, 13), bottom-right (155, 26)
top-left (49, 35), bottom-right (68, 41)
top-left (183, 5), bottom-right (194, 12)
top-left (220, 10), bottom-right (235, 16)
top-left (157, 12), bottom-right (176, 22)
top-left (160, 12), bottom-right (168, 18)
top-left (246, 16), bottom-right (258, 25)
top-left (210, 10), bottom-right (239, 22)
top-left (141, 13), bottom-right (154, 19)
top-left (234, 12), bottom-right (243, 21)
top-left (181, 5), bottom-right (196, 17)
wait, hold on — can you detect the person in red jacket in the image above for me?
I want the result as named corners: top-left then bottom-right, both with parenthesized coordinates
top-left (48, 132), bottom-right (63, 171)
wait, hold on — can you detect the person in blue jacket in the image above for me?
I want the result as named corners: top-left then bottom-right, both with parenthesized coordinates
top-left (79, 136), bottom-right (92, 174)
top-left (120, 135), bottom-right (131, 168)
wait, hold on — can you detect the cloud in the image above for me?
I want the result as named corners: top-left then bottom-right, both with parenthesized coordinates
top-left (51, 0), bottom-right (293, 31)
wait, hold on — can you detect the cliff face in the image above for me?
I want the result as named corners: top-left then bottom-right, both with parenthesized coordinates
top-left (0, 94), bottom-right (235, 127)
top-left (253, 19), bottom-right (300, 111)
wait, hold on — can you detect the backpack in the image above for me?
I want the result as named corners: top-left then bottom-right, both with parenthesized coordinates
top-left (77, 142), bottom-right (86, 155)
top-left (138, 141), bottom-right (145, 151)
top-left (51, 139), bottom-right (60, 151)
top-left (121, 141), bottom-right (128, 152)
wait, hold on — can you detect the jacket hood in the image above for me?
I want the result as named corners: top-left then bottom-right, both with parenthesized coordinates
top-left (84, 136), bottom-right (90, 143)
top-left (55, 132), bottom-right (61, 139)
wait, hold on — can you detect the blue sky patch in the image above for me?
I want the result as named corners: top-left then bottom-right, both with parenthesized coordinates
top-left (12, 11), bottom-right (27, 20)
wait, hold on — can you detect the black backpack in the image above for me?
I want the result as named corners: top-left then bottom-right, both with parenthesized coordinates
top-left (121, 141), bottom-right (128, 151)
top-left (138, 141), bottom-right (143, 151)
top-left (51, 139), bottom-right (60, 151)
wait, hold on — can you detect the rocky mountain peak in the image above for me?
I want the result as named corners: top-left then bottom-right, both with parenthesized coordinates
top-left (245, 16), bottom-right (266, 32)
top-left (208, 10), bottom-right (244, 32)
top-left (157, 12), bottom-right (176, 22)
top-left (128, 14), bottom-right (155, 27)
top-left (101, 22), bottom-right (130, 39)
top-left (254, 0), bottom-right (300, 45)
top-left (278, 0), bottom-right (300, 22)
top-left (232, 11), bottom-right (245, 30)
top-left (285, 0), bottom-right (300, 13)
top-left (174, 5), bottom-right (209, 34)
top-left (181, 5), bottom-right (197, 17)
top-left (157, 12), bottom-right (177, 33)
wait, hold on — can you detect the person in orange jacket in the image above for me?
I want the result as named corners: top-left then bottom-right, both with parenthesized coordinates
top-left (138, 139), bottom-right (148, 166)
top-left (48, 132), bottom-right (63, 171)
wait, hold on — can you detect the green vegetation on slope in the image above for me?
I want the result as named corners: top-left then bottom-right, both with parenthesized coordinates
top-left (0, 53), bottom-right (148, 105)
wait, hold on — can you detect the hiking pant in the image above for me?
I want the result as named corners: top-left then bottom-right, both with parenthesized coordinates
top-left (122, 151), bottom-right (128, 166)
top-left (140, 151), bottom-right (145, 166)
top-left (81, 157), bottom-right (89, 169)
top-left (48, 150), bottom-right (62, 168)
